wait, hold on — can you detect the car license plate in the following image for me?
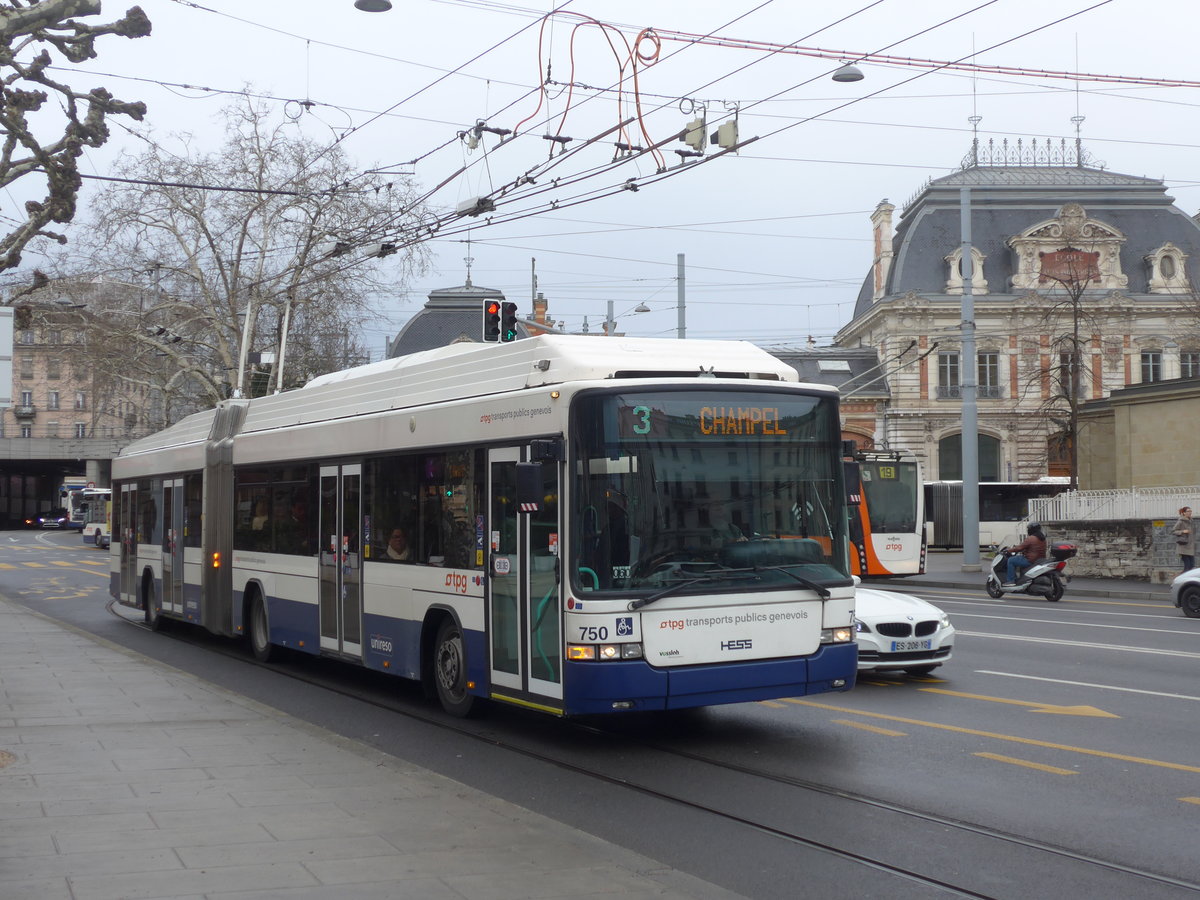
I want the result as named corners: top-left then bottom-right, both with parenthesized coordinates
top-left (891, 639), bottom-right (932, 652)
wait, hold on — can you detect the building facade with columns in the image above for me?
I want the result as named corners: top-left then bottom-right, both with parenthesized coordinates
top-left (834, 144), bottom-right (1200, 486)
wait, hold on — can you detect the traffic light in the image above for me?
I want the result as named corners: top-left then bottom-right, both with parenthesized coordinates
top-left (482, 299), bottom-right (501, 342)
top-left (682, 116), bottom-right (705, 152)
top-left (500, 301), bottom-right (518, 342)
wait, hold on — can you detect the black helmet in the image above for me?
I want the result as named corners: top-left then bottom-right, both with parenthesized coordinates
top-left (1027, 522), bottom-right (1042, 534)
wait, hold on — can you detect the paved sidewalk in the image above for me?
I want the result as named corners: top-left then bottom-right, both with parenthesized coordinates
top-left (876, 549), bottom-right (1176, 602)
top-left (0, 597), bottom-right (742, 900)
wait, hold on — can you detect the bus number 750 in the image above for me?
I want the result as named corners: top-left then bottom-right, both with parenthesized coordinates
top-left (578, 626), bottom-right (609, 641)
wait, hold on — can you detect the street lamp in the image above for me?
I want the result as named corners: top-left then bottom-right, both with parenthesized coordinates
top-left (354, 0), bottom-right (392, 10)
top-left (832, 61), bottom-right (864, 82)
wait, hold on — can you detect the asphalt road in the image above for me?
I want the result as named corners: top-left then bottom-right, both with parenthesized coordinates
top-left (4, 528), bottom-right (1200, 898)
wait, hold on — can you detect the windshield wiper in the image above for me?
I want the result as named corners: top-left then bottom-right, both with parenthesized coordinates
top-left (628, 571), bottom-right (759, 611)
top-left (750, 564), bottom-right (831, 598)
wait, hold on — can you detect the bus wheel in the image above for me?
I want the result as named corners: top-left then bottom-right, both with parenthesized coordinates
top-left (248, 592), bottom-right (275, 663)
top-left (433, 618), bottom-right (476, 718)
top-left (144, 578), bottom-right (163, 631)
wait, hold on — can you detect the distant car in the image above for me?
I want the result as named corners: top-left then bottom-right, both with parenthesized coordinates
top-left (854, 586), bottom-right (955, 675)
top-left (1170, 569), bottom-right (1200, 618)
top-left (38, 508), bottom-right (69, 529)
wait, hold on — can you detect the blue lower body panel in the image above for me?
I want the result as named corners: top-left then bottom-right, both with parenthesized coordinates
top-left (562, 642), bottom-right (857, 715)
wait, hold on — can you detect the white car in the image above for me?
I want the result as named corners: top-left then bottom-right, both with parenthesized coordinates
top-left (854, 587), bottom-right (955, 675)
top-left (1170, 569), bottom-right (1200, 618)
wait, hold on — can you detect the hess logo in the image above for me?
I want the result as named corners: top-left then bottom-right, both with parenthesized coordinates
top-left (721, 639), bottom-right (753, 651)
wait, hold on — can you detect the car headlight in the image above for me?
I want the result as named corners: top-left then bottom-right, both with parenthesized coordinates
top-left (854, 618), bottom-right (872, 634)
top-left (939, 613), bottom-right (951, 629)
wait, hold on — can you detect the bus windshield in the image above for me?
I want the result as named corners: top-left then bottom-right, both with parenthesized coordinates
top-left (860, 459), bottom-right (920, 532)
top-left (571, 387), bottom-right (850, 595)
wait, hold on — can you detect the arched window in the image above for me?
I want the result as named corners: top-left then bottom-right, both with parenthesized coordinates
top-left (938, 433), bottom-right (1000, 481)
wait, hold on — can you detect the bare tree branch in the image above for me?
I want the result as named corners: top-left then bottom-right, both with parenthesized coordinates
top-left (0, 1), bottom-right (149, 270)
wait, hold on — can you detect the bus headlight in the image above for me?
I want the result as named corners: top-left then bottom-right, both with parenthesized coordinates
top-left (820, 627), bottom-right (854, 644)
top-left (568, 643), bottom-right (643, 661)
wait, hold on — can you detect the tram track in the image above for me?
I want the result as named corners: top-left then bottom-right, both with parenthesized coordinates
top-left (106, 600), bottom-right (1200, 899)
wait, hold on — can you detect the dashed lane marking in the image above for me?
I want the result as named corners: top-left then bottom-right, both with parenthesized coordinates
top-left (974, 752), bottom-right (1078, 775)
top-left (834, 719), bottom-right (907, 737)
top-left (783, 698), bottom-right (1200, 774)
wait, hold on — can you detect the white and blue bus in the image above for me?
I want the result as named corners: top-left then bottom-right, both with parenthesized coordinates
top-left (81, 488), bottom-right (112, 548)
top-left (110, 335), bottom-right (857, 717)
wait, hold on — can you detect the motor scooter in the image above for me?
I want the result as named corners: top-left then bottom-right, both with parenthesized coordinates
top-left (985, 543), bottom-right (1076, 601)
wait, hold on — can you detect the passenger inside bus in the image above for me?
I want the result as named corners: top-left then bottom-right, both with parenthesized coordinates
top-left (385, 527), bottom-right (412, 562)
top-left (251, 499), bottom-right (269, 531)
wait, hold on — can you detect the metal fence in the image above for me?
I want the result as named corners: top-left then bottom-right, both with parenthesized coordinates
top-left (1030, 485), bottom-right (1200, 522)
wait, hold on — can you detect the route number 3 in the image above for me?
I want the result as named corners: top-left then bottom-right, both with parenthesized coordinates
top-left (631, 405), bottom-right (651, 434)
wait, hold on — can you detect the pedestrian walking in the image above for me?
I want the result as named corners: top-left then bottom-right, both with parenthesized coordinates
top-left (1172, 506), bottom-right (1195, 572)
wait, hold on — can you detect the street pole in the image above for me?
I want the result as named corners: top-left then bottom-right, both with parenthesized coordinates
top-left (274, 290), bottom-right (293, 394)
top-left (233, 297), bottom-right (254, 400)
top-left (676, 253), bottom-right (686, 340)
top-left (960, 187), bottom-right (981, 570)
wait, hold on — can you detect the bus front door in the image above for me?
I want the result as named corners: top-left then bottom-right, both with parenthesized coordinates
top-left (119, 483), bottom-right (136, 607)
top-left (318, 464), bottom-right (362, 659)
top-left (487, 448), bottom-right (563, 709)
top-left (160, 478), bottom-right (184, 617)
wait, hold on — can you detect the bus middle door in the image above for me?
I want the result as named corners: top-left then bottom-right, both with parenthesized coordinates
top-left (119, 483), bottom-right (137, 607)
top-left (161, 478), bottom-right (184, 617)
top-left (487, 447), bottom-right (563, 710)
top-left (318, 464), bottom-right (362, 659)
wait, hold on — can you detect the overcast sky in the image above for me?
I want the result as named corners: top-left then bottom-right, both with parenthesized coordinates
top-left (20, 0), bottom-right (1200, 358)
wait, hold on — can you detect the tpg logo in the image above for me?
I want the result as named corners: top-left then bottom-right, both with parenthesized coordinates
top-left (444, 573), bottom-right (469, 593)
top-left (721, 639), bottom-right (753, 651)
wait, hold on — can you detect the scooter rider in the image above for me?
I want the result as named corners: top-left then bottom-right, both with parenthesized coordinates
top-left (1005, 522), bottom-right (1047, 586)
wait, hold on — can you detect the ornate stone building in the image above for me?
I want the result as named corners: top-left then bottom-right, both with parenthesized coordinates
top-left (835, 143), bottom-right (1200, 484)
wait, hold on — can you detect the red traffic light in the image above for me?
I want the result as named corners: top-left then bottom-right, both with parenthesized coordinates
top-left (482, 300), bottom-right (501, 341)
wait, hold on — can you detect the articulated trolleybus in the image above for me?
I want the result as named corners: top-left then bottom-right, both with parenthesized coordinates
top-left (110, 335), bottom-right (857, 717)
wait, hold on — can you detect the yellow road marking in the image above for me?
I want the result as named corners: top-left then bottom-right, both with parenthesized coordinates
top-left (757, 700), bottom-right (787, 708)
top-left (0, 563), bottom-right (16, 569)
top-left (835, 719), bottom-right (906, 737)
top-left (782, 698), bottom-right (1200, 774)
top-left (22, 562), bottom-right (47, 568)
top-left (1180, 798), bottom-right (1200, 806)
top-left (919, 687), bottom-right (1119, 718)
top-left (974, 752), bottom-right (1077, 775)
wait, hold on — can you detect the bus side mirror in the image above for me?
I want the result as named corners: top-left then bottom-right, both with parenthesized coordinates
top-left (516, 462), bottom-right (542, 514)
